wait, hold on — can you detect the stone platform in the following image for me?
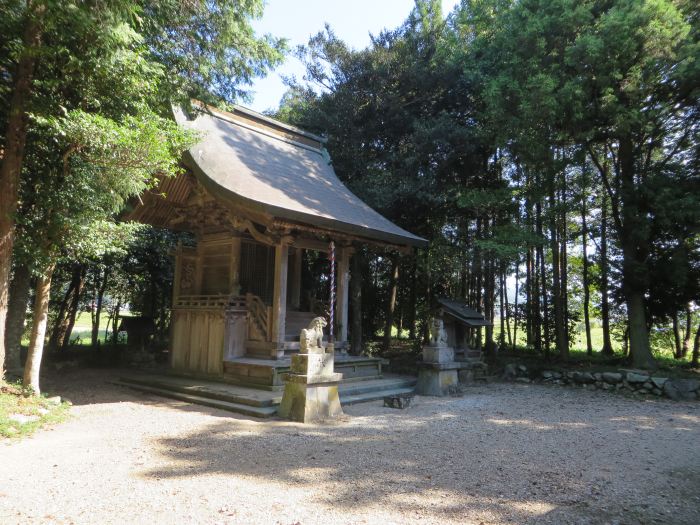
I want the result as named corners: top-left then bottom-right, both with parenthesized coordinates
top-left (222, 354), bottom-right (384, 390)
top-left (115, 372), bottom-right (415, 419)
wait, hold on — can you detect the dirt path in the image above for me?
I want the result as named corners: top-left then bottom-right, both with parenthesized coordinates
top-left (1, 368), bottom-right (699, 524)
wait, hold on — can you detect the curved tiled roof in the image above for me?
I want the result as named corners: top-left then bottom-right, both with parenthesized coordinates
top-left (174, 103), bottom-right (427, 247)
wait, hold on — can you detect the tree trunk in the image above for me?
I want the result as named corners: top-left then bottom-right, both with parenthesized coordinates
top-left (682, 305), bottom-right (692, 358)
top-left (23, 264), bottom-right (54, 395)
top-left (536, 198), bottom-right (548, 357)
top-left (626, 289), bottom-right (654, 368)
top-left (549, 178), bottom-right (567, 359)
top-left (559, 184), bottom-right (569, 353)
top-left (49, 264), bottom-right (83, 351)
top-left (4, 265), bottom-right (31, 372)
top-left (524, 177), bottom-right (534, 349)
top-left (382, 256), bottom-right (399, 353)
top-left (422, 250), bottom-right (432, 345)
top-left (484, 246), bottom-right (496, 357)
top-left (112, 299), bottom-right (121, 346)
top-left (91, 267), bottom-right (110, 348)
top-left (618, 136), bottom-right (655, 368)
top-left (504, 268), bottom-right (513, 349)
top-left (48, 281), bottom-right (73, 352)
top-left (0, 3), bottom-right (45, 380)
top-left (672, 312), bottom-right (682, 359)
top-left (513, 261), bottom-right (519, 351)
top-left (407, 260), bottom-right (417, 340)
top-left (103, 313), bottom-right (111, 340)
top-left (350, 252), bottom-right (363, 355)
top-left (599, 193), bottom-right (614, 355)
top-left (525, 246), bottom-right (533, 347)
top-left (581, 196), bottom-right (593, 355)
top-left (61, 267), bottom-right (85, 351)
top-left (474, 219), bottom-right (484, 351)
top-left (692, 322), bottom-right (699, 368)
top-left (499, 265), bottom-right (506, 349)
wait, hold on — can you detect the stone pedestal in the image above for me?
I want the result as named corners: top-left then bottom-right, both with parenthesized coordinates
top-left (278, 351), bottom-right (344, 423)
top-left (416, 345), bottom-right (463, 396)
top-left (422, 346), bottom-right (454, 363)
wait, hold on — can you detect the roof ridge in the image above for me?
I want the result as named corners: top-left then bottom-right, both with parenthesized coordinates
top-left (190, 100), bottom-right (327, 145)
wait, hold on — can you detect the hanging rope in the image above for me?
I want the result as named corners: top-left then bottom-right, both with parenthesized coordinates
top-left (329, 240), bottom-right (335, 343)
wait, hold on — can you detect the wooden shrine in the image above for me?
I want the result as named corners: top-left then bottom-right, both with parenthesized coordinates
top-left (126, 101), bottom-right (425, 387)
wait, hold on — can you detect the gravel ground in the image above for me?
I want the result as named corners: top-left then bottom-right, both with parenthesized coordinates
top-left (1, 368), bottom-right (699, 525)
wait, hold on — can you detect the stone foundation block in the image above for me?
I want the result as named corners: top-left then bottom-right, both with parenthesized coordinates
top-left (416, 366), bottom-right (459, 396)
top-left (422, 346), bottom-right (455, 364)
top-left (291, 353), bottom-right (335, 376)
top-left (277, 379), bottom-right (343, 423)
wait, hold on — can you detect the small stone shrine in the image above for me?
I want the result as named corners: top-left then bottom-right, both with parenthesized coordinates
top-left (416, 318), bottom-right (465, 396)
top-left (278, 317), bottom-right (344, 423)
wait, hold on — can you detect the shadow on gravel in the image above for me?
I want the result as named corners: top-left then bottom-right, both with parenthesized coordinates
top-left (35, 368), bottom-right (264, 420)
top-left (142, 384), bottom-right (700, 525)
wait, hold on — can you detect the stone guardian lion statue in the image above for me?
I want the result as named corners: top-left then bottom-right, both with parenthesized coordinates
top-left (300, 317), bottom-right (328, 354)
top-left (430, 318), bottom-right (448, 347)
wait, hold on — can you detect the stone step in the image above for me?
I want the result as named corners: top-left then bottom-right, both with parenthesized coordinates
top-left (117, 376), bottom-right (277, 407)
top-left (341, 387), bottom-right (416, 406)
top-left (455, 357), bottom-right (486, 368)
top-left (339, 377), bottom-right (416, 397)
top-left (115, 373), bottom-right (417, 417)
top-left (112, 381), bottom-right (278, 418)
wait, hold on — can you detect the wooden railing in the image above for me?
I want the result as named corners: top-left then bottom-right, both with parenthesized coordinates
top-left (174, 293), bottom-right (271, 343)
top-left (246, 293), bottom-right (271, 342)
top-left (174, 294), bottom-right (230, 310)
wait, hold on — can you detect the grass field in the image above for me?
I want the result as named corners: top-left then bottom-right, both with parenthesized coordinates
top-left (494, 321), bottom-right (691, 363)
top-left (69, 312), bottom-right (113, 345)
top-left (22, 312), bottom-right (114, 347)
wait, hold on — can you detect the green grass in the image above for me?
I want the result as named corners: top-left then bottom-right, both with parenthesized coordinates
top-left (0, 383), bottom-right (71, 439)
top-left (388, 321), bottom-right (683, 361)
top-left (379, 320), bottom-right (695, 375)
top-left (493, 321), bottom-right (690, 363)
top-left (493, 322), bottom-right (621, 352)
top-left (69, 311), bottom-right (114, 345)
top-left (22, 311), bottom-right (114, 347)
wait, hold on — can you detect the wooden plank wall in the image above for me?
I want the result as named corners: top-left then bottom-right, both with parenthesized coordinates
top-left (171, 310), bottom-right (225, 376)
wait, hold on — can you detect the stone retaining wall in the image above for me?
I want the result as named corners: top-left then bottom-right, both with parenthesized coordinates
top-left (503, 364), bottom-right (700, 401)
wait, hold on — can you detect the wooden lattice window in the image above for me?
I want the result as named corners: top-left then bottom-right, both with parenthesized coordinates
top-left (240, 241), bottom-right (275, 304)
top-left (200, 242), bottom-right (230, 295)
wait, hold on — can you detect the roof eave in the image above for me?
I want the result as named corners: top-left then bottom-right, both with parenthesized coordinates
top-left (184, 150), bottom-right (428, 249)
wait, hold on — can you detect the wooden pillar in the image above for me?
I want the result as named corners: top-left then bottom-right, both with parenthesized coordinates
top-left (230, 236), bottom-right (242, 294)
top-left (337, 247), bottom-right (351, 345)
top-left (290, 247), bottom-right (302, 310)
top-left (271, 243), bottom-right (289, 357)
top-left (194, 239), bottom-right (203, 294)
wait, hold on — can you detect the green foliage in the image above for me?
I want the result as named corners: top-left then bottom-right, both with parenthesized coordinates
top-left (119, 227), bottom-right (190, 335)
top-left (14, 109), bottom-right (197, 273)
top-left (276, 0), bottom-right (699, 366)
top-left (141, 0), bottom-right (287, 105)
top-left (2, 0), bottom-right (286, 279)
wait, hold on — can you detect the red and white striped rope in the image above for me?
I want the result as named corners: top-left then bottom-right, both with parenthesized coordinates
top-left (329, 240), bottom-right (335, 342)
